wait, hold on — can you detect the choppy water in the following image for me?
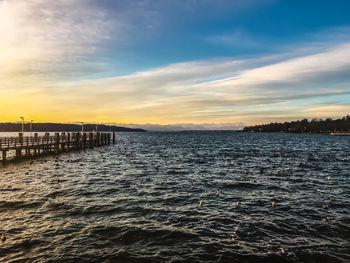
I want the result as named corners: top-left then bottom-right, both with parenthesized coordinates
top-left (0, 132), bottom-right (349, 263)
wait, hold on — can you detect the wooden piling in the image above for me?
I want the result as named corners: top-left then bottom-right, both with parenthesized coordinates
top-left (2, 150), bottom-right (6, 163)
top-left (67, 133), bottom-right (71, 150)
top-left (55, 133), bottom-right (60, 153)
top-left (89, 133), bottom-right (94, 148)
top-left (96, 132), bottom-right (100, 147)
top-left (61, 132), bottom-right (66, 151)
top-left (82, 133), bottom-right (87, 149)
top-left (16, 149), bottom-right (21, 160)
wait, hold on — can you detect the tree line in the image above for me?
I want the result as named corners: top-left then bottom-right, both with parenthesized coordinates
top-left (0, 123), bottom-right (146, 132)
top-left (243, 115), bottom-right (350, 133)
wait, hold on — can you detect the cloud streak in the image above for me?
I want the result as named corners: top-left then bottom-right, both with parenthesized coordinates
top-left (1, 1), bottom-right (107, 56)
top-left (33, 40), bottom-right (350, 126)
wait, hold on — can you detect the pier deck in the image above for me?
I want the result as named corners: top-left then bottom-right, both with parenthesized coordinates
top-left (0, 132), bottom-right (115, 163)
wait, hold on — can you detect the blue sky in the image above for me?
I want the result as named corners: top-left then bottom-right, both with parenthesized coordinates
top-left (1, 0), bottom-right (350, 129)
top-left (99, 0), bottom-right (350, 75)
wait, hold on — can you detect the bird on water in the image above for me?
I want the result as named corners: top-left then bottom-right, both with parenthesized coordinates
top-left (0, 233), bottom-right (6, 242)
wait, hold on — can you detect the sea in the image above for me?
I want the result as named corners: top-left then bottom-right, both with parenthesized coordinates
top-left (0, 132), bottom-right (349, 263)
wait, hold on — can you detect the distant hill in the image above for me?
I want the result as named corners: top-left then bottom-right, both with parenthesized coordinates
top-left (0, 123), bottom-right (146, 133)
top-left (243, 115), bottom-right (350, 133)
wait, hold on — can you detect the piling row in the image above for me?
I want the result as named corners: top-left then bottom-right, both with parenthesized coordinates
top-left (0, 132), bottom-right (116, 163)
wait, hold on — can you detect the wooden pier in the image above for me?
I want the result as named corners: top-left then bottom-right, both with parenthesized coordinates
top-left (0, 132), bottom-right (115, 163)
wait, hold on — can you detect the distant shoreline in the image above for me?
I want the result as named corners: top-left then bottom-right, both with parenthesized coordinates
top-left (243, 115), bottom-right (350, 134)
top-left (0, 122), bottom-right (146, 133)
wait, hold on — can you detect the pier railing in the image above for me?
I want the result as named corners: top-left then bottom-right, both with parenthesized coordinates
top-left (0, 132), bottom-right (115, 163)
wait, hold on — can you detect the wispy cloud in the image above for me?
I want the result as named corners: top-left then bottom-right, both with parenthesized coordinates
top-left (304, 105), bottom-right (350, 113)
top-left (0, 0), bottom-right (115, 96)
top-left (37, 40), bottom-right (350, 126)
top-left (206, 30), bottom-right (261, 48)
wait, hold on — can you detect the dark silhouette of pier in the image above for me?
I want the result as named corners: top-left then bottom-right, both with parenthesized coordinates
top-left (0, 132), bottom-right (115, 163)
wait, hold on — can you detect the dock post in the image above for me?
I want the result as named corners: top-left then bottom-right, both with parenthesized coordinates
top-left (45, 133), bottom-right (50, 153)
top-left (112, 132), bottom-right (116, 144)
top-left (2, 150), bottom-right (6, 163)
top-left (72, 132), bottom-right (76, 149)
top-left (72, 132), bottom-right (78, 149)
top-left (16, 149), bottom-right (21, 160)
top-left (26, 137), bottom-right (29, 157)
top-left (72, 133), bottom-right (76, 149)
top-left (34, 133), bottom-right (38, 155)
top-left (19, 133), bottom-right (23, 144)
top-left (16, 133), bottom-right (23, 160)
top-left (49, 136), bottom-right (53, 153)
top-left (96, 132), bottom-right (100, 147)
top-left (67, 133), bottom-right (71, 150)
top-left (61, 132), bottom-right (66, 151)
top-left (89, 132), bottom-right (94, 148)
top-left (76, 132), bottom-right (80, 149)
top-left (82, 132), bottom-right (87, 149)
top-left (36, 136), bottom-right (39, 155)
top-left (55, 133), bottom-right (60, 153)
top-left (79, 132), bottom-right (82, 149)
top-left (108, 133), bottom-right (111, 144)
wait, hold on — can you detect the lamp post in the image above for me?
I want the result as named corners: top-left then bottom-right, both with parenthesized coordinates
top-left (96, 124), bottom-right (98, 132)
top-left (20, 117), bottom-right (24, 133)
top-left (81, 122), bottom-right (84, 133)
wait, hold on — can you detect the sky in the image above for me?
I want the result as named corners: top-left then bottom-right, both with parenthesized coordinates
top-left (1, 0), bottom-right (350, 130)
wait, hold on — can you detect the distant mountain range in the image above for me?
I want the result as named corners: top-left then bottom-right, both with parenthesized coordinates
top-left (0, 123), bottom-right (146, 133)
top-left (243, 115), bottom-right (350, 133)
